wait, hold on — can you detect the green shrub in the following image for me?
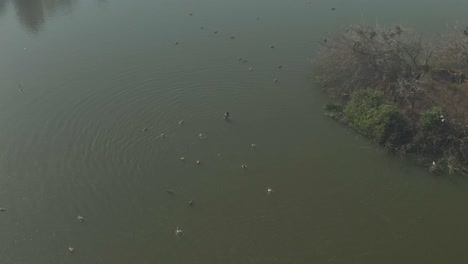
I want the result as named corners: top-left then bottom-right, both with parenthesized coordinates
top-left (344, 89), bottom-right (409, 145)
top-left (324, 102), bottom-right (344, 119)
top-left (420, 107), bottom-right (446, 131)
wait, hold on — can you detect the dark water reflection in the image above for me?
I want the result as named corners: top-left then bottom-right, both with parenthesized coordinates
top-left (0, 0), bottom-right (77, 33)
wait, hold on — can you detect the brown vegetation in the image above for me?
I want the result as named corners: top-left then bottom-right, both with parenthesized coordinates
top-left (315, 24), bottom-right (468, 175)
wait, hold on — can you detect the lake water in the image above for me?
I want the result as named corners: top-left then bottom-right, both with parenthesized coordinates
top-left (1, 0), bottom-right (468, 263)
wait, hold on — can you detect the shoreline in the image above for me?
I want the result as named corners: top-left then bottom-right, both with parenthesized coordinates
top-left (315, 24), bottom-right (468, 175)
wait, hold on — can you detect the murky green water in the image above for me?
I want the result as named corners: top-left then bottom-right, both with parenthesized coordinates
top-left (1, 0), bottom-right (468, 263)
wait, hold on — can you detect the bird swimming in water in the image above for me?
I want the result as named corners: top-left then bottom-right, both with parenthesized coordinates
top-left (274, 78), bottom-right (279, 83)
top-left (174, 41), bottom-right (179, 45)
top-left (214, 31), bottom-right (218, 34)
top-left (161, 133), bottom-right (165, 139)
top-left (251, 144), bottom-right (256, 148)
top-left (196, 160), bottom-right (201, 165)
top-left (267, 188), bottom-right (273, 194)
top-left (68, 247), bottom-right (75, 253)
top-left (199, 133), bottom-right (206, 139)
top-left (0, 208), bottom-right (6, 212)
top-left (188, 200), bottom-right (194, 206)
top-left (200, 26), bottom-right (204, 29)
top-left (331, 7), bottom-right (336, 11)
top-left (180, 157), bottom-right (185, 161)
top-left (256, 17), bottom-right (260, 20)
top-left (166, 189), bottom-right (175, 194)
top-left (270, 45), bottom-right (275, 49)
top-left (175, 227), bottom-right (183, 236)
top-left (278, 65), bottom-right (283, 69)
top-left (179, 120), bottom-right (184, 125)
top-left (238, 58), bottom-right (243, 61)
top-left (243, 60), bottom-right (248, 63)
top-left (230, 36), bottom-right (236, 39)
top-left (241, 164), bottom-right (247, 169)
top-left (224, 112), bottom-right (230, 119)
top-left (77, 216), bottom-right (84, 222)
top-left (249, 67), bottom-right (253, 71)
top-left (142, 127), bottom-right (149, 132)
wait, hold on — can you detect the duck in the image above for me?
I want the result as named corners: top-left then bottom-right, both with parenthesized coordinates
top-left (199, 133), bottom-right (206, 139)
top-left (68, 247), bottom-right (75, 253)
top-left (267, 187), bottom-right (273, 194)
top-left (175, 227), bottom-right (183, 236)
top-left (180, 157), bottom-right (185, 161)
top-left (77, 215), bottom-right (84, 222)
top-left (241, 164), bottom-right (248, 169)
top-left (196, 160), bottom-right (201, 165)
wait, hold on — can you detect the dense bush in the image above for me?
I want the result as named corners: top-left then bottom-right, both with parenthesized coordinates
top-left (316, 24), bottom-right (468, 175)
top-left (344, 89), bottom-right (409, 146)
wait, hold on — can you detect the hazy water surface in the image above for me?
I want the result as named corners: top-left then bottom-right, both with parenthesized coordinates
top-left (1, 0), bottom-right (468, 263)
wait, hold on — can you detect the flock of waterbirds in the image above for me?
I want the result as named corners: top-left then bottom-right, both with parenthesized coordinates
top-left (4, 3), bottom-right (340, 255)
top-left (162, 112), bottom-right (275, 237)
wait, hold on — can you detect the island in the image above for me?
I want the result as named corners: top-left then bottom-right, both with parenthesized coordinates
top-left (315, 25), bottom-right (468, 175)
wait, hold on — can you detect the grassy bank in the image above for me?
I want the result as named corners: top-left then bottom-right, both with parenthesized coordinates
top-left (315, 25), bottom-right (468, 175)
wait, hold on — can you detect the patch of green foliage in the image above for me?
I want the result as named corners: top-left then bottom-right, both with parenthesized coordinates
top-left (324, 102), bottom-right (344, 119)
top-left (344, 89), bottom-right (409, 146)
top-left (420, 107), bottom-right (446, 131)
